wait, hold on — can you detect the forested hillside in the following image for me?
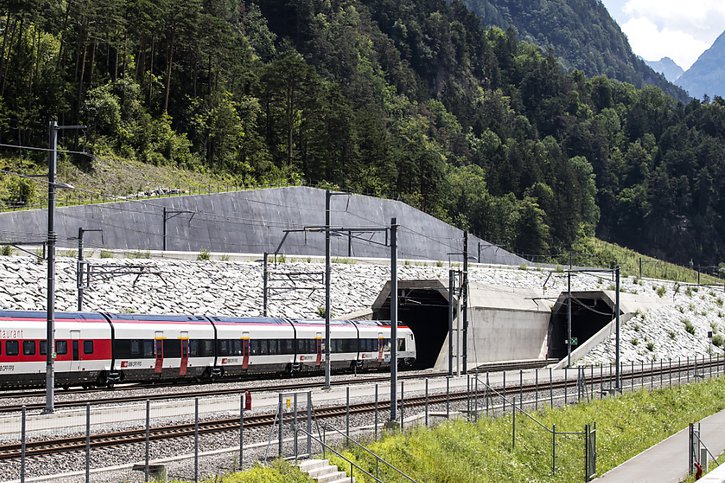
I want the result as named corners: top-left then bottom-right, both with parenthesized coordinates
top-left (461, 0), bottom-right (689, 102)
top-left (0, 1), bottom-right (723, 266)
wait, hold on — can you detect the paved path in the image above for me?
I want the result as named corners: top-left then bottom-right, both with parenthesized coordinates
top-left (597, 408), bottom-right (725, 482)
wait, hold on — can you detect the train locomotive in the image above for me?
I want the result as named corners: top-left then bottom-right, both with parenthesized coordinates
top-left (0, 310), bottom-right (417, 388)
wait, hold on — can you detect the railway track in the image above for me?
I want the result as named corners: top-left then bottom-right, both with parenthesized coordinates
top-left (0, 359), bottom-right (554, 413)
top-left (0, 357), bottom-right (721, 460)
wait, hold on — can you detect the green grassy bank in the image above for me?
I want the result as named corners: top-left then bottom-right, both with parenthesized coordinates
top-left (207, 376), bottom-right (725, 483)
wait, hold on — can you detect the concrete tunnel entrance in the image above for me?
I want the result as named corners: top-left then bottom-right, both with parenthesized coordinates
top-left (547, 291), bottom-right (621, 360)
top-left (371, 280), bottom-right (451, 369)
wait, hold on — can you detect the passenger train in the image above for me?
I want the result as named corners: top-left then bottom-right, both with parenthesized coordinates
top-left (0, 310), bottom-right (417, 388)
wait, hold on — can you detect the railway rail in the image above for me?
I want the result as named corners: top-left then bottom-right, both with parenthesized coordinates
top-left (0, 357), bottom-right (721, 460)
top-left (0, 359), bottom-right (554, 413)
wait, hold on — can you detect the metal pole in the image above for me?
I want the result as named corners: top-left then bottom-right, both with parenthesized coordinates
top-left (503, 371), bottom-right (506, 413)
top-left (462, 231), bottom-right (468, 373)
top-left (639, 257), bottom-right (642, 280)
top-left (45, 120), bottom-right (58, 414)
top-left (552, 424), bottom-right (556, 476)
top-left (512, 397), bottom-right (516, 449)
top-left (194, 398), bottom-right (199, 483)
top-left (549, 368), bottom-right (553, 408)
top-left (20, 406), bottom-right (26, 483)
top-left (239, 393), bottom-right (244, 469)
top-left (615, 266), bottom-right (621, 391)
top-left (390, 217), bottom-right (398, 422)
top-left (306, 391), bottom-right (312, 457)
top-left (448, 269), bottom-right (454, 376)
top-left (567, 270), bottom-right (572, 367)
top-left (324, 190), bottom-right (332, 389)
top-left (519, 370), bottom-right (523, 410)
top-left (346, 387), bottom-right (350, 442)
top-left (77, 228), bottom-right (84, 311)
top-left (374, 384), bottom-right (379, 439)
top-left (401, 381), bottom-right (405, 431)
top-left (144, 399), bottom-right (150, 482)
top-left (564, 367), bottom-right (568, 404)
top-left (262, 252), bottom-right (268, 317)
top-left (293, 392), bottom-right (298, 458)
top-left (535, 369), bottom-right (539, 410)
top-left (85, 403), bottom-right (90, 483)
top-left (162, 207), bottom-right (167, 251)
top-left (446, 377), bottom-right (450, 419)
top-left (278, 394), bottom-right (283, 456)
top-left (425, 378), bottom-right (429, 426)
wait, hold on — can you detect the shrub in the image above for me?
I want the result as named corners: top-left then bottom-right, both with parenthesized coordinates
top-left (100, 249), bottom-right (114, 259)
top-left (197, 248), bottom-right (211, 261)
top-left (631, 337), bottom-right (639, 346)
top-left (518, 263), bottom-right (528, 270)
top-left (656, 286), bottom-right (666, 297)
top-left (668, 330), bottom-right (676, 340)
top-left (713, 334), bottom-right (724, 348)
top-left (716, 297), bottom-right (723, 307)
top-left (683, 318), bottom-right (696, 335)
top-left (1, 245), bottom-right (14, 256)
top-left (646, 340), bottom-right (655, 351)
top-left (317, 306), bottom-right (327, 318)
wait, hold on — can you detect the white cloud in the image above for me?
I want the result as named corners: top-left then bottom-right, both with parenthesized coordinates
top-left (621, 17), bottom-right (711, 69)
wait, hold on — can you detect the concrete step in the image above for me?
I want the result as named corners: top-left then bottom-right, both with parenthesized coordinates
top-left (328, 478), bottom-right (355, 483)
top-left (309, 465), bottom-right (340, 478)
top-left (298, 459), bottom-right (329, 473)
top-left (318, 471), bottom-right (349, 483)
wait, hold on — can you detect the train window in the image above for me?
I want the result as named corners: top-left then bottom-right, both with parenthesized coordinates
top-left (232, 340), bottom-right (242, 355)
top-left (189, 340), bottom-right (198, 357)
top-left (342, 339), bottom-right (358, 353)
top-left (56, 340), bottom-right (68, 355)
top-left (201, 340), bottom-right (213, 357)
top-left (6, 340), bottom-right (18, 356)
top-left (23, 341), bottom-right (36, 356)
top-left (165, 341), bottom-right (180, 358)
top-left (130, 340), bottom-right (140, 356)
top-left (143, 340), bottom-right (154, 358)
top-left (259, 340), bottom-right (269, 356)
top-left (398, 338), bottom-right (405, 351)
top-left (84, 341), bottom-right (94, 354)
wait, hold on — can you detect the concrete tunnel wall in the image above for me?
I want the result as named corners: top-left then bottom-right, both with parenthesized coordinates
top-left (0, 186), bottom-right (525, 264)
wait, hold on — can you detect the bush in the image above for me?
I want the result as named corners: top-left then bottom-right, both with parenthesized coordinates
top-left (646, 340), bottom-right (655, 351)
top-left (656, 286), bottom-right (666, 297)
top-left (1, 245), bottom-right (14, 256)
top-left (100, 250), bottom-right (114, 259)
top-left (683, 318), bottom-right (696, 335)
top-left (713, 334), bottom-right (724, 348)
top-left (668, 330), bottom-right (676, 340)
top-left (631, 337), bottom-right (639, 346)
top-left (197, 248), bottom-right (211, 261)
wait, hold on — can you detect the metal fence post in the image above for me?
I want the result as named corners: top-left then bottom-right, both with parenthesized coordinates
top-left (503, 371), bottom-right (507, 413)
top-left (565, 367), bottom-right (568, 404)
top-left (552, 423), bottom-right (556, 476)
top-left (401, 381), bottom-right (405, 431)
top-left (293, 392), bottom-right (299, 459)
top-left (590, 365), bottom-right (594, 399)
top-left (512, 397), bottom-right (516, 450)
top-left (278, 393), bottom-right (283, 456)
top-left (467, 374), bottom-right (471, 419)
top-left (687, 356), bottom-right (690, 383)
top-left (306, 391), bottom-right (312, 457)
top-left (535, 369), bottom-right (539, 410)
top-left (446, 377), bottom-right (450, 419)
top-left (20, 406), bottom-right (26, 483)
top-left (239, 393), bottom-right (244, 470)
top-left (600, 365), bottom-right (603, 399)
top-left (641, 361), bottom-right (644, 388)
top-left (85, 403), bottom-right (90, 483)
top-left (145, 399), bottom-right (150, 482)
top-left (669, 359), bottom-right (672, 387)
top-left (651, 360), bottom-right (654, 389)
top-left (346, 387), bottom-right (350, 442)
top-left (374, 384), bottom-right (379, 439)
top-left (194, 397), bottom-right (199, 483)
top-left (485, 372), bottom-right (490, 416)
top-left (425, 378), bottom-right (429, 426)
top-left (660, 360), bottom-right (663, 388)
top-left (631, 361), bottom-right (634, 389)
top-left (474, 372), bottom-right (479, 421)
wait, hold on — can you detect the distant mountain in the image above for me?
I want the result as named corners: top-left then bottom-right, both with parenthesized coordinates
top-left (461, 0), bottom-right (689, 102)
top-left (676, 31), bottom-right (725, 100)
top-left (646, 57), bottom-right (684, 82)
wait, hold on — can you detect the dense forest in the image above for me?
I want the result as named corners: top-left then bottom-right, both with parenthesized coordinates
top-left (461, 0), bottom-right (689, 102)
top-left (0, 0), bottom-right (722, 266)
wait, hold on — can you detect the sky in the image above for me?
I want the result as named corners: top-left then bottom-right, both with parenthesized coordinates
top-left (600, 0), bottom-right (725, 70)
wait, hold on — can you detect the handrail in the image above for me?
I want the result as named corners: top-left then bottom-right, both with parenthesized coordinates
top-left (295, 426), bottom-right (382, 483)
top-left (320, 423), bottom-right (418, 482)
top-left (694, 432), bottom-right (720, 465)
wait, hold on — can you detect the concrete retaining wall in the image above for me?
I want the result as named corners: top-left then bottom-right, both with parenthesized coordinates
top-left (0, 187), bottom-right (524, 264)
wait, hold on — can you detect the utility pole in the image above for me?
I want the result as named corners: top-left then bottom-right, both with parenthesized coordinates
top-left (567, 270), bottom-right (572, 367)
top-left (448, 269), bottom-right (455, 376)
top-left (615, 266), bottom-right (621, 391)
top-left (76, 228), bottom-right (103, 311)
top-left (324, 190), bottom-right (332, 389)
top-left (262, 252), bottom-right (268, 317)
top-left (390, 217), bottom-right (398, 423)
top-left (45, 121), bottom-right (58, 414)
top-left (462, 231), bottom-right (469, 374)
top-left (45, 120), bottom-right (84, 414)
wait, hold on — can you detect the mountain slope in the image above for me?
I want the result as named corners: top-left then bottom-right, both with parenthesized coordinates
top-left (646, 57), bottom-right (684, 83)
top-left (461, 0), bottom-right (689, 102)
top-left (676, 31), bottom-right (725, 99)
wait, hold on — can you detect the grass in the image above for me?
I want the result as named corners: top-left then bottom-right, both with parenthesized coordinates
top-left (571, 237), bottom-right (723, 284)
top-left (206, 378), bottom-right (725, 483)
top-left (197, 248), bottom-right (211, 261)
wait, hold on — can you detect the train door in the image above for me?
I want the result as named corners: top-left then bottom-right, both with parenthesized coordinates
top-left (71, 330), bottom-right (81, 372)
top-left (154, 331), bottom-right (164, 374)
top-left (179, 332), bottom-right (189, 376)
top-left (315, 333), bottom-right (322, 367)
top-left (241, 332), bottom-right (250, 370)
top-left (377, 332), bottom-right (384, 363)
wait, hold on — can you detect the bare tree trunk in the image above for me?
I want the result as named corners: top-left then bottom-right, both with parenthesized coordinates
top-left (163, 30), bottom-right (175, 114)
top-left (77, 23), bottom-right (89, 112)
top-left (0, 11), bottom-right (12, 87)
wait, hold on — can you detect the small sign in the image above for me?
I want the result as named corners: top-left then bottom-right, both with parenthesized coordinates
top-left (569, 337), bottom-right (578, 346)
top-left (708, 331), bottom-right (713, 339)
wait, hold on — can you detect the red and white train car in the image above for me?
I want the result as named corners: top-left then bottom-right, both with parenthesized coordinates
top-left (0, 311), bottom-right (112, 388)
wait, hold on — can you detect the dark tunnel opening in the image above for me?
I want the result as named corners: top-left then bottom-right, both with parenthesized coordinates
top-left (373, 286), bottom-right (450, 369)
top-left (548, 293), bottom-right (619, 360)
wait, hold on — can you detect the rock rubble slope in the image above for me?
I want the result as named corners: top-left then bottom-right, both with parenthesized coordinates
top-left (0, 253), bottom-right (722, 365)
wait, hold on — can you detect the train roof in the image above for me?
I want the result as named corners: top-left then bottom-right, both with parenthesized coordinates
top-left (289, 318), bottom-right (355, 326)
top-left (352, 319), bottom-right (393, 327)
top-left (0, 310), bottom-right (106, 320)
top-left (105, 313), bottom-right (208, 322)
top-left (207, 316), bottom-right (289, 325)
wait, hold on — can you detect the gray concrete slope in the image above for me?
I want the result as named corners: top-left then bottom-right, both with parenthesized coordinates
top-left (0, 187), bottom-right (524, 264)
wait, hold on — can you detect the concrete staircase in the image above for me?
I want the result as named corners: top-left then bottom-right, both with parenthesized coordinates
top-left (298, 459), bottom-right (356, 483)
